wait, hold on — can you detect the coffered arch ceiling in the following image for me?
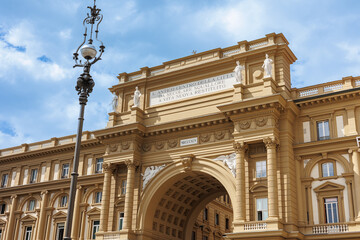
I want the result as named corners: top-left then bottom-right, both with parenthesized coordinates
top-left (138, 160), bottom-right (235, 240)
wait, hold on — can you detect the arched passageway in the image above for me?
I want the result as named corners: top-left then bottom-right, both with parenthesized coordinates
top-left (138, 159), bottom-right (236, 240)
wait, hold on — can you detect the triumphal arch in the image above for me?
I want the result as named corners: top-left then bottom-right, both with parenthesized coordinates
top-left (2, 33), bottom-right (360, 240)
top-left (99, 32), bottom-right (296, 239)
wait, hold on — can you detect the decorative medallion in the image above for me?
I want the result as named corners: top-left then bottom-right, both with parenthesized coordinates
top-left (239, 120), bottom-right (251, 130)
top-left (155, 141), bottom-right (165, 150)
top-left (256, 117), bottom-right (268, 127)
top-left (215, 131), bottom-right (225, 140)
top-left (168, 139), bottom-right (178, 148)
top-left (142, 143), bottom-right (151, 152)
top-left (121, 141), bottom-right (130, 150)
top-left (200, 134), bottom-right (210, 143)
top-left (109, 144), bottom-right (118, 152)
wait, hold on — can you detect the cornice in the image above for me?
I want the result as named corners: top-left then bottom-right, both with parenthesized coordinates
top-left (293, 87), bottom-right (360, 108)
top-left (0, 139), bottom-right (101, 163)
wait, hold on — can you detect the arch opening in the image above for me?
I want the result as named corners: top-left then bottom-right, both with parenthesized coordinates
top-left (139, 160), bottom-right (235, 240)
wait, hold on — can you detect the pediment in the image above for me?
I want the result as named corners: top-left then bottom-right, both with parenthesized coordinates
top-left (21, 214), bottom-right (37, 222)
top-left (87, 207), bottom-right (100, 216)
top-left (250, 183), bottom-right (267, 193)
top-left (53, 211), bottom-right (67, 219)
top-left (314, 181), bottom-right (345, 193)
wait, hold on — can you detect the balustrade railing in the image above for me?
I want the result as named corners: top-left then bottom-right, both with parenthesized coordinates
top-left (312, 224), bottom-right (349, 234)
top-left (244, 222), bottom-right (267, 231)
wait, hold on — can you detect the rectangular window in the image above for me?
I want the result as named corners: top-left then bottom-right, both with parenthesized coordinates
top-left (95, 158), bottom-right (103, 173)
top-left (56, 223), bottom-right (64, 240)
top-left (203, 236), bottom-right (208, 240)
top-left (256, 198), bottom-right (268, 221)
top-left (60, 196), bottom-right (68, 208)
top-left (61, 164), bottom-right (69, 179)
top-left (119, 212), bottom-right (124, 230)
top-left (324, 197), bottom-right (339, 223)
top-left (1, 174), bottom-right (8, 188)
top-left (203, 208), bottom-right (208, 221)
top-left (256, 161), bottom-right (266, 178)
top-left (28, 200), bottom-right (36, 211)
top-left (336, 115), bottom-right (344, 137)
top-left (225, 218), bottom-right (229, 229)
top-left (121, 180), bottom-right (127, 195)
top-left (94, 192), bottom-right (102, 203)
top-left (25, 226), bottom-right (32, 240)
top-left (191, 231), bottom-right (196, 240)
top-left (0, 229), bottom-right (2, 240)
top-left (92, 220), bottom-right (100, 239)
top-left (322, 162), bottom-right (334, 177)
top-left (215, 213), bottom-right (219, 225)
top-left (0, 203), bottom-right (5, 214)
top-left (317, 120), bottom-right (330, 140)
top-left (30, 169), bottom-right (38, 183)
top-left (303, 121), bottom-right (311, 143)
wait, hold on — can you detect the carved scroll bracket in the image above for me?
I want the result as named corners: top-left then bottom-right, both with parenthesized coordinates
top-left (180, 154), bottom-right (195, 171)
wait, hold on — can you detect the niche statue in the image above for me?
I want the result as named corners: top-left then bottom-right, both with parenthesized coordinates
top-left (233, 61), bottom-right (245, 83)
top-left (133, 86), bottom-right (141, 108)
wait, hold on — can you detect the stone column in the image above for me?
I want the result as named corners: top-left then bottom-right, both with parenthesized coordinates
top-left (123, 160), bottom-right (138, 230)
top-left (71, 186), bottom-right (83, 239)
top-left (264, 137), bottom-right (279, 220)
top-left (351, 149), bottom-right (360, 221)
top-left (36, 191), bottom-right (49, 240)
top-left (99, 163), bottom-right (112, 232)
top-left (5, 194), bottom-right (18, 239)
top-left (295, 159), bottom-right (305, 225)
top-left (233, 141), bottom-right (247, 222)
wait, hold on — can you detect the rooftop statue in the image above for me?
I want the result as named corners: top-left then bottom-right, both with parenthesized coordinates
top-left (133, 86), bottom-right (141, 108)
top-left (262, 53), bottom-right (273, 78)
top-left (234, 61), bottom-right (245, 84)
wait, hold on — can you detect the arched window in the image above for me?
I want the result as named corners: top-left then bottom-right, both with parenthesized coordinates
top-left (60, 195), bottom-right (68, 208)
top-left (28, 199), bottom-right (36, 211)
top-left (321, 162), bottom-right (334, 177)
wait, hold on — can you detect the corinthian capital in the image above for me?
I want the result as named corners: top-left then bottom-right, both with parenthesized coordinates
top-left (125, 159), bottom-right (139, 169)
top-left (263, 137), bottom-right (279, 149)
top-left (233, 141), bottom-right (248, 153)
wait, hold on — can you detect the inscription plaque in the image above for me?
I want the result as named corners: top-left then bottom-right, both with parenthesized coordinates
top-left (180, 137), bottom-right (198, 147)
top-left (150, 72), bottom-right (236, 106)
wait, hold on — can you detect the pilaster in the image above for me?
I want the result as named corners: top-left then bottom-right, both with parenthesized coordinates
top-left (36, 191), bottom-right (49, 240)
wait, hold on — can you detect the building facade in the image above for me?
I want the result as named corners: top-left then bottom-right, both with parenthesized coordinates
top-left (1, 33), bottom-right (360, 240)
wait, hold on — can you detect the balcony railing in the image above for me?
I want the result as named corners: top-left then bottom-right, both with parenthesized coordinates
top-left (244, 222), bottom-right (267, 231)
top-left (312, 224), bottom-right (349, 234)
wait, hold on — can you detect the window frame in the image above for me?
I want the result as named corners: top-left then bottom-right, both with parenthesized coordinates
top-left (24, 226), bottom-right (32, 240)
top-left (203, 207), bottom-right (208, 221)
top-left (255, 160), bottom-right (267, 178)
top-left (317, 120), bottom-right (330, 141)
top-left (1, 174), bottom-right (8, 188)
top-left (121, 180), bottom-right (127, 195)
top-left (95, 158), bottom-right (103, 173)
top-left (0, 203), bottom-right (5, 215)
top-left (256, 197), bottom-right (268, 221)
top-left (28, 199), bottom-right (36, 212)
top-left (29, 168), bottom-right (38, 184)
top-left (214, 212), bottom-right (219, 226)
top-left (59, 195), bottom-right (68, 208)
top-left (324, 197), bottom-right (340, 223)
top-left (94, 191), bottom-right (102, 204)
top-left (92, 220), bottom-right (100, 239)
top-left (61, 163), bottom-right (70, 179)
top-left (119, 212), bottom-right (124, 230)
top-left (318, 160), bottom-right (337, 179)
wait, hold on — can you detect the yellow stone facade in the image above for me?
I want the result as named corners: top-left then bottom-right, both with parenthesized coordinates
top-left (1, 33), bottom-right (360, 240)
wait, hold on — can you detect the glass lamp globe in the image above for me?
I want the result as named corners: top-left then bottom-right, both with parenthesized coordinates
top-left (80, 44), bottom-right (97, 60)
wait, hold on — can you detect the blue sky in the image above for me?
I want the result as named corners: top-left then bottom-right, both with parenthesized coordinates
top-left (1, 0), bottom-right (360, 149)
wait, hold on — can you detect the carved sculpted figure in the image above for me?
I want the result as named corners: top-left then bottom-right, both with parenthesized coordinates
top-left (234, 61), bottom-right (245, 83)
top-left (133, 86), bottom-right (141, 108)
top-left (142, 164), bottom-right (166, 189)
top-left (111, 93), bottom-right (118, 112)
top-left (214, 153), bottom-right (236, 177)
top-left (262, 54), bottom-right (273, 78)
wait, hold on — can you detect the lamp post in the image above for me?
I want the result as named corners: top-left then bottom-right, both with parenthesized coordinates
top-left (64, 1), bottom-right (104, 239)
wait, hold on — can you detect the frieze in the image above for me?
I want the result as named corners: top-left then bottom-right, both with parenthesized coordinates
top-left (155, 141), bottom-right (165, 150)
top-left (109, 144), bottom-right (119, 152)
top-left (142, 143), bottom-right (151, 152)
top-left (255, 117), bottom-right (268, 127)
top-left (215, 130), bottom-right (226, 140)
top-left (168, 139), bottom-right (178, 148)
top-left (121, 141), bottom-right (130, 150)
top-left (200, 133), bottom-right (210, 143)
top-left (239, 120), bottom-right (251, 130)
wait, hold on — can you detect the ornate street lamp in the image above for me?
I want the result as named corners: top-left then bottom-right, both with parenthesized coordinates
top-left (64, 1), bottom-right (104, 239)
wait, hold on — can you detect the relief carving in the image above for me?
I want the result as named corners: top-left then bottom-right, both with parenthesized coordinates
top-left (239, 120), bottom-right (251, 130)
top-left (109, 144), bottom-right (118, 152)
top-left (214, 153), bottom-right (236, 177)
top-left (200, 133), bottom-right (210, 143)
top-left (168, 139), bottom-right (178, 148)
top-left (215, 131), bottom-right (225, 140)
top-left (142, 143), bottom-right (151, 152)
top-left (121, 141), bottom-right (130, 150)
top-left (142, 164), bottom-right (166, 189)
top-left (180, 155), bottom-right (195, 171)
top-left (155, 141), bottom-right (165, 150)
top-left (256, 117), bottom-right (268, 127)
